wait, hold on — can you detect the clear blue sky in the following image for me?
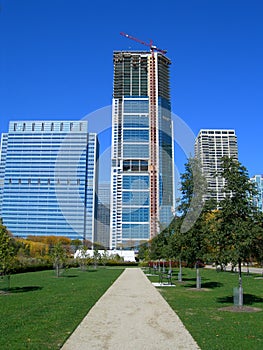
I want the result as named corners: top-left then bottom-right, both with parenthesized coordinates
top-left (1, 0), bottom-right (262, 179)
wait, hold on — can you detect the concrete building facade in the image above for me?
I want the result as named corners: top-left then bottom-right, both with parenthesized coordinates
top-left (195, 129), bottom-right (238, 202)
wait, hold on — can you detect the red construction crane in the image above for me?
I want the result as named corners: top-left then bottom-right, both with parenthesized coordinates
top-left (120, 32), bottom-right (167, 55)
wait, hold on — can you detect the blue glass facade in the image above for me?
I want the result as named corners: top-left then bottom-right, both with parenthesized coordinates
top-left (0, 121), bottom-right (98, 241)
top-left (250, 175), bottom-right (263, 212)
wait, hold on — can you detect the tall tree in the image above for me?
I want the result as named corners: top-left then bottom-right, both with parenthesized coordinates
top-left (212, 156), bottom-right (262, 305)
top-left (0, 224), bottom-right (15, 289)
top-left (176, 157), bottom-right (216, 287)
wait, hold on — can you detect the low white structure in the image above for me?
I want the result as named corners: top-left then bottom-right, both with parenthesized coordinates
top-left (74, 249), bottom-right (136, 262)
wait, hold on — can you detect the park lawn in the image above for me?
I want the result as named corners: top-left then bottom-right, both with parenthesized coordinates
top-left (148, 268), bottom-right (263, 350)
top-left (0, 267), bottom-right (124, 350)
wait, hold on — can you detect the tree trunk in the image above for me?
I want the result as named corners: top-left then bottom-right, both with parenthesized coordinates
top-left (196, 265), bottom-right (201, 289)
top-left (178, 257), bottom-right (182, 282)
top-left (56, 263), bottom-right (60, 278)
top-left (7, 275), bottom-right (11, 290)
top-left (238, 258), bottom-right (243, 306)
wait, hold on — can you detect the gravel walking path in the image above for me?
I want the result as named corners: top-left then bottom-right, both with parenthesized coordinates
top-left (61, 268), bottom-right (200, 350)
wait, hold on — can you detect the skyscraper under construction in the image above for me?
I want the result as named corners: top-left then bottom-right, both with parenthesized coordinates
top-left (110, 49), bottom-right (174, 249)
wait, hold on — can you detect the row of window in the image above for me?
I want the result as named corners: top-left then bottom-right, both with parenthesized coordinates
top-left (123, 159), bottom-right (148, 172)
top-left (12, 122), bottom-right (86, 133)
top-left (122, 223), bottom-right (149, 239)
top-left (123, 100), bottom-right (149, 113)
top-left (123, 144), bottom-right (149, 158)
top-left (5, 178), bottom-right (83, 185)
top-left (122, 175), bottom-right (149, 190)
top-left (123, 129), bottom-right (149, 142)
top-left (7, 137), bottom-right (87, 143)
top-left (122, 207), bottom-right (149, 222)
top-left (123, 114), bottom-right (149, 128)
top-left (122, 191), bottom-right (149, 205)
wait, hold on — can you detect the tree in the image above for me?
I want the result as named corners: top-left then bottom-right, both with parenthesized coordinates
top-left (212, 156), bottom-right (262, 305)
top-left (0, 224), bottom-right (15, 289)
top-left (176, 157), bottom-right (216, 287)
top-left (168, 217), bottom-right (184, 280)
top-left (50, 242), bottom-right (67, 277)
top-left (137, 241), bottom-right (150, 261)
top-left (100, 249), bottom-right (109, 267)
top-left (71, 239), bottom-right (82, 252)
top-left (76, 245), bottom-right (92, 271)
top-left (93, 247), bottom-right (101, 269)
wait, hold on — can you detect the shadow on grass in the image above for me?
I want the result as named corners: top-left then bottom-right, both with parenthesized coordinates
top-left (201, 281), bottom-right (223, 289)
top-left (2, 286), bottom-right (43, 293)
top-left (182, 277), bottom-right (196, 282)
top-left (183, 281), bottom-right (223, 289)
top-left (61, 274), bottom-right (79, 278)
top-left (217, 294), bottom-right (263, 305)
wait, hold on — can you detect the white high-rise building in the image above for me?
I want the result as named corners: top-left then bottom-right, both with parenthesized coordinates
top-left (110, 50), bottom-right (175, 249)
top-left (195, 129), bottom-right (238, 202)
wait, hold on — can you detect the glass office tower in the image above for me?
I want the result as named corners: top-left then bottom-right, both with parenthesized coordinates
top-left (250, 175), bottom-right (263, 212)
top-left (110, 51), bottom-right (174, 249)
top-left (0, 120), bottom-right (98, 241)
top-left (96, 182), bottom-right (111, 248)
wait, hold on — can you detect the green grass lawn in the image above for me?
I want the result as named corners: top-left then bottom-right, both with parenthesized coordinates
top-left (0, 267), bottom-right (124, 350)
top-left (148, 268), bottom-right (263, 350)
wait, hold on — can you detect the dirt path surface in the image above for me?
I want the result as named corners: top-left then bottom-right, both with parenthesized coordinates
top-left (61, 268), bottom-right (200, 350)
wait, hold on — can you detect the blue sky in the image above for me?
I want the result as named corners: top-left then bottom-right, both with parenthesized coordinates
top-left (1, 0), bottom-right (262, 180)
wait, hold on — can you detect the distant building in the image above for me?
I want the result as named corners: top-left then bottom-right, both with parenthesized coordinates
top-left (195, 129), bottom-right (238, 202)
top-left (250, 175), bottom-right (263, 212)
top-left (0, 133), bottom-right (8, 219)
top-left (74, 249), bottom-right (136, 262)
top-left (0, 120), bottom-right (98, 241)
top-left (96, 182), bottom-right (111, 248)
top-left (110, 50), bottom-right (175, 249)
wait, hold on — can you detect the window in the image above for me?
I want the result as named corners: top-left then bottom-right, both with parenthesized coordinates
top-left (124, 100), bottom-right (149, 113)
top-left (131, 160), bottom-right (140, 171)
top-left (123, 144), bottom-right (149, 158)
top-left (122, 223), bottom-right (149, 239)
top-left (123, 129), bottom-right (149, 142)
top-left (123, 114), bottom-right (149, 128)
top-left (123, 175), bottom-right (149, 189)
